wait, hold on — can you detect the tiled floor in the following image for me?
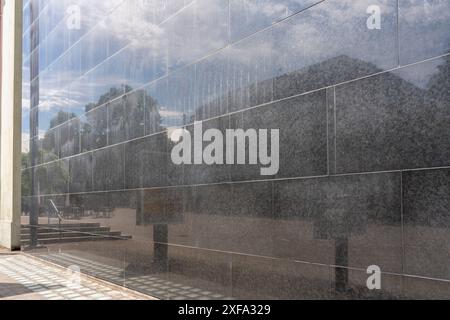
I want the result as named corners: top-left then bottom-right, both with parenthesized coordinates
top-left (0, 252), bottom-right (152, 300)
top-left (40, 252), bottom-right (231, 300)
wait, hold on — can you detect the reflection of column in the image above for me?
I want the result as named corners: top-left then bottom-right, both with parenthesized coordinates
top-left (0, 0), bottom-right (23, 250)
top-left (335, 237), bottom-right (349, 293)
top-left (29, 0), bottom-right (40, 247)
top-left (153, 224), bottom-right (168, 271)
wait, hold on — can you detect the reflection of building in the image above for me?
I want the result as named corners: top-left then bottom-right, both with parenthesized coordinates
top-left (1, 0), bottom-right (449, 300)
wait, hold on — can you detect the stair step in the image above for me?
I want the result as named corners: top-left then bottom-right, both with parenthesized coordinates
top-left (21, 227), bottom-right (111, 235)
top-left (21, 231), bottom-right (123, 240)
top-left (21, 234), bottom-right (132, 245)
top-left (21, 223), bottom-right (102, 229)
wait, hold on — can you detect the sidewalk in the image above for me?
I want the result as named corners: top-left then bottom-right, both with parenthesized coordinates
top-left (0, 249), bottom-right (152, 300)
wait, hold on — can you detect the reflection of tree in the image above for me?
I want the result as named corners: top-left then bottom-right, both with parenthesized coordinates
top-left (21, 153), bottom-right (31, 200)
top-left (34, 85), bottom-right (164, 160)
top-left (40, 111), bottom-right (77, 162)
top-left (427, 54), bottom-right (450, 102)
top-left (85, 86), bottom-right (125, 113)
top-left (83, 85), bottom-right (163, 151)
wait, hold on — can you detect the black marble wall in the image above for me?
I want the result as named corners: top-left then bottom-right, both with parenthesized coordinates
top-left (21, 0), bottom-right (450, 299)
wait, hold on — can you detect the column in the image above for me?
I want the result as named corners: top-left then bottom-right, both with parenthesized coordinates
top-left (0, 0), bottom-right (23, 250)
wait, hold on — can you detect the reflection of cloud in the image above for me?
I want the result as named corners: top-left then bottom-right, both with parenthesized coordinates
top-left (159, 109), bottom-right (184, 118)
top-left (29, 0), bottom-right (450, 134)
top-left (38, 67), bottom-right (130, 114)
top-left (402, 0), bottom-right (450, 23)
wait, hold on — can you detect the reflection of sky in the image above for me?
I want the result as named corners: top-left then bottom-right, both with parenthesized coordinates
top-left (22, 0), bottom-right (450, 146)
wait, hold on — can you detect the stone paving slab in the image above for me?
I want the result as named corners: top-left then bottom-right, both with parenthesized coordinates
top-left (0, 250), bottom-right (152, 300)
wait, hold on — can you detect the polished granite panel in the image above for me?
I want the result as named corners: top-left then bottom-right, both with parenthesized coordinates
top-left (183, 117), bottom-right (231, 185)
top-left (165, 246), bottom-right (233, 299)
top-left (107, 98), bottom-right (127, 145)
top-left (180, 184), bottom-right (234, 252)
top-left (229, 0), bottom-right (323, 42)
top-left (80, 105), bottom-right (108, 153)
top-left (402, 276), bottom-right (450, 300)
top-left (272, 0), bottom-right (398, 100)
top-left (274, 173), bottom-right (402, 272)
top-left (125, 133), bottom-right (174, 189)
top-left (330, 267), bottom-right (404, 300)
top-left (231, 255), bottom-right (331, 299)
top-left (41, 127), bottom-right (60, 164)
top-left (399, 0), bottom-right (450, 65)
top-left (69, 153), bottom-right (93, 193)
top-left (135, 188), bottom-right (184, 226)
top-left (228, 182), bottom-right (274, 257)
top-left (171, 182), bottom-right (273, 257)
top-left (241, 90), bottom-right (328, 181)
top-left (168, 66), bottom-right (196, 126)
top-left (40, 242), bottom-right (128, 284)
top-left (22, 0), bottom-right (450, 300)
top-left (34, 160), bottom-right (69, 196)
top-left (228, 30), bottom-right (274, 113)
top-left (46, 160), bottom-right (69, 195)
top-left (166, 0), bottom-right (229, 70)
top-left (326, 88), bottom-right (336, 175)
top-left (85, 62), bottom-right (127, 112)
top-left (93, 145), bottom-right (125, 192)
top-left (124, 90), bottom-right (146, 141)
top-left (195, 51), bottom-right (229, 121)
top-left (144, 78), bottom-right (169, 135)
top-left (60, 118), bottom-right (81, 158)
top-left (403, 169), bottom-right (450, 280)
top-left (335, 57), bottom-right (450, 174)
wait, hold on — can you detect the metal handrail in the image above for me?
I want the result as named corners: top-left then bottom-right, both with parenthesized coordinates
top-left (49, 199), bottom-right (64, 240)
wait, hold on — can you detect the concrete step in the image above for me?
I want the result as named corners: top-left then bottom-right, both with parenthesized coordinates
top-left (21, 234), bottom-right (132, 245)
top-left (21, 226), bottom-right (111, 235)
top-left (21, 223), bottom-right (132, 245)
top-left (21, 231), bottom-right (123, 240)
top-left (21, 223), bottom-right (102, 229)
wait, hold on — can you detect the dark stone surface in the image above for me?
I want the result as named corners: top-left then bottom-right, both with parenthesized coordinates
top-left (335, 57), bottom-right (450, 174)
top-left (242, 90), bottom-right (328, 180)
top-left (69, 153), bottom-right (93, 193)
top-left (195, 52), bottom-right (229, 121)
top-left (231, 255), bottom-right (332, 299)
top-left (228, 30), bottom-right (274, 113)
top-left (183, 116), bottom-right (231, 185)
top-left (107, 97), bottom-right (127, 145)
top-left (93, 145), bottom-right (125, 192)
top-left (166, 184), bottom-right (235, 253)
top-left (274, 172), bottom-right (402, 272)
top-left (403, 169), bottom-right (450, 280)
top-left (80, 105), bottom-right (108, 152)
top-left (330, 267), bottom-right (404, 300)
top-left (35, 160), bottom-right (69, 195)
top-left (21, 0), bottom-right (450, 300)
top-left (272, 0), bottom-right (398, 100)
top-left (125, 133), bottom-right (181, 189)
top-left (399, 0), bottom-right (450, 65)
top-left (229, 0), bottom-right (322, 42)
top-left (228, 182), bottom-right (274, 257)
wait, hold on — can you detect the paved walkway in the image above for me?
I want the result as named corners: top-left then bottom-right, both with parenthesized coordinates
top-left (0, 250), bottom-right (152, 300)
